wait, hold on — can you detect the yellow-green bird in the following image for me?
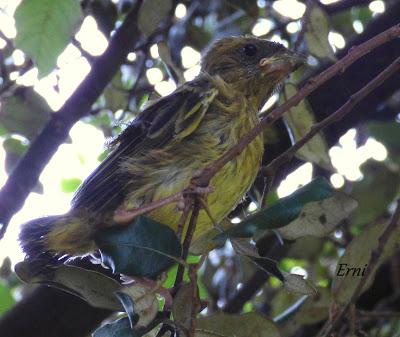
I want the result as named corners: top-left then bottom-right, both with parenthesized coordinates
top-left (20, 36), bottom-right (302, 258)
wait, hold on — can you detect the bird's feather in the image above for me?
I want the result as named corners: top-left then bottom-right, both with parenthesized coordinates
top-left (71, 78), bottom-right (218, 214)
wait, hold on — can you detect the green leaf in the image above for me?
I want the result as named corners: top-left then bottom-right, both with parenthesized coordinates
top-left (351, 161), bottom-right (400, 227)
top-left (281, 271), bottom-right (317, 296)
top-left (96, 216), bottom-right (182, 277)
top-left (215, 178), bottom-right (334, 242)
top-left (305, 4), bottom-right (336, 61)
top-left (60, 177), bottom-right (82, 193)
top-left (277, 193), bottom-right (357, 240)
top-left (3, 137), bottom-right (29, 173)
top-left (138, 0), bottom-right (172, 37)
top-left (0, 87), bottom-right (51, 140)
top-left (283, 83), bottom-right (332, 169)
top-left (14, 0), bottom-right (82, 77)
top-left (332, 221), bottom-right (400, 306)
top-left (252, 257), bottom-right (316, 295)
top-left (15, 262), bottom-right (122, 310)
top-left (352, 5), bottom-right (372, 24)
top-left (368, 121), bottom-right (400, 148)
top-left (196, 313), bottom-right (280, 337)
top-left (104, 74), bottom-right (130, 112)
top-left (0, 282), bottom-right (15, 315)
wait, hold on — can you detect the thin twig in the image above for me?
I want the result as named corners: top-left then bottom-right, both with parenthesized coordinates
top-left (176, 197), bottom-right (193, 240)
top-left (112, 191), bottom-right (183, 224)
top-left (112, 186), bottom-right (212, 224)
top-left (175, 200), bottom-right (200, 287)
top-left (262, 55), bottom-right (400, 175)
top-left (316, 199), bottom-right (400, 337)
top-left (193, 23), bottom-right (400, 188)
top-left (358, 310), bottom-right (400, 320)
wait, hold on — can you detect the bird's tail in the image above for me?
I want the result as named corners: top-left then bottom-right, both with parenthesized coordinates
top-left (19, 213), bottom-right (97, 259)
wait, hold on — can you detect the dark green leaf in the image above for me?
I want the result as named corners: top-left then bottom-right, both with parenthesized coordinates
top-left (352, 5), bottom-right (373, 24)
top-left (96, 216), bottom-right (182, 277)
top-left (15, 262), bottom-right (122, 310)
top-left (215, 178), bottom-right (334, 242)
top-left (252, 257), bottom-right (284, 282)
top-left (368, 121), bottom-right (400, 149)
top-left (14, 0), bottom-right (82, 77)
top-left (60, 178), bottom-right (82, 193)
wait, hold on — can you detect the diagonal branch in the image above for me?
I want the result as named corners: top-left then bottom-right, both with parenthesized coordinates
top-left (0, 1), bottom-right (143, 238)
top-left (194, 23), bottom-right (400, 188)
top-left (263, 55), bottom-right (400, 175)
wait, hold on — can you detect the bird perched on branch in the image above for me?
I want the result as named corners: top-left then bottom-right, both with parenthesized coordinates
top-left (20, 36), bottom-right (303, 259)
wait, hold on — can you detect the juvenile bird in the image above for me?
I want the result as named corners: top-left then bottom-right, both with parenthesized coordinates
top-left (20, 36), bottom-right (303, 259)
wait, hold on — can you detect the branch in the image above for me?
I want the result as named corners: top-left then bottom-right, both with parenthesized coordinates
top-left (0, 1), bottom-right (143, 238)
top-left (322, 0), bottom-right (372, 14)
top-left (263, 55), bottom-right (400, 174)
top-left (316, 199), bottom-right (400, 337)
top-left (194, 23), bottom-right (400, 188)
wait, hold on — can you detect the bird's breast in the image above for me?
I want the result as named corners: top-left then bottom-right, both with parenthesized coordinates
top-left (123, 101), bottom-right (264, 245)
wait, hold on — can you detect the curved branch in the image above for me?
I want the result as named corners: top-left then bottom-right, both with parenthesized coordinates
top-left (0, 1), bottom-right (143, 237)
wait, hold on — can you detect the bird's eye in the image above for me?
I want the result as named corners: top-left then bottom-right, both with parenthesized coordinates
top-left (242, 43), bottom-right (258, 57)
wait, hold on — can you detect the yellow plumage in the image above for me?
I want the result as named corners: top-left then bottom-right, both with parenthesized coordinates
top-left (20, 36), bottom-right (302, 258)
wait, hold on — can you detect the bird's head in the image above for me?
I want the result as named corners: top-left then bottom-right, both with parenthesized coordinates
top-left (201, 36), bottom-right (304, 108)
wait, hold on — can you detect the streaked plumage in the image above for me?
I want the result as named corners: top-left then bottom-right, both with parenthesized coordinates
top-left (20, 36), bottom-right (302, 258)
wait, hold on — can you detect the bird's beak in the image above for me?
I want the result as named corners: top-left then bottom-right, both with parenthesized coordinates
top-left (259, 52), bottom-right (305, 77)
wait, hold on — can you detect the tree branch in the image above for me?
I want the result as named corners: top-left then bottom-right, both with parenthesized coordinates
top-left (194, 23), bottom-right (400, 187)
top-left (0, 1), bottom-right (143, 238)
top-left (322, 0), bottom-right (373, 14)
top-left (263, 55), bottom-right (400, 175)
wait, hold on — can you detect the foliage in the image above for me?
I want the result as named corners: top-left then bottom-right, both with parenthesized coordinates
top-left (1, 0), bottom-right (400, 337)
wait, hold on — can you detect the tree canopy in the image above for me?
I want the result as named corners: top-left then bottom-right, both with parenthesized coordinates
top-left (0, 1), bottom-right (399, 337)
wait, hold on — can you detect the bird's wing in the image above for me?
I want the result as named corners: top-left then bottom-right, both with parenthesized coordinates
top-left (71, 80), bottom-right (218, 214)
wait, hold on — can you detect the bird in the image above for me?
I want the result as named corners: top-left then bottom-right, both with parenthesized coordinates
top-left (19, 36), bottom-right (303, 260)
